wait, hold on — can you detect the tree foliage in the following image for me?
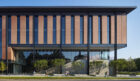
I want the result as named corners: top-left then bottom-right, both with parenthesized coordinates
top-left (34, 59), bottom-right (48, 72)
top-left (0, 61), bottom-right (6, 73)
top-left (134, 58), bottom-right (140, 71)
top-left (128, 57), bottom-right (137, 71)
top-left (110, 58), bottom-right (137, 72)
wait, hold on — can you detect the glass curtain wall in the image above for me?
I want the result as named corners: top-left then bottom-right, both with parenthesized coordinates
top-left (89, 51), bottom-right (109, 75)
top-left (14, 50), bottom-right (88, 74)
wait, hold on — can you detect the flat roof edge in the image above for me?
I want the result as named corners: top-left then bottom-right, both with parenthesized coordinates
top-left (0, 6), bottom-right (136, 14)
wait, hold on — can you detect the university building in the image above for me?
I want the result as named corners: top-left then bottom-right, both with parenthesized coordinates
top-left (0, 6), bottom-right (135, 75)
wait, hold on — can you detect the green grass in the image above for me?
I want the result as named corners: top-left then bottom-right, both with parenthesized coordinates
top-left (118, 72), bottom-right (140, 75)
top-left (0, 77), bottom-right (140, 79)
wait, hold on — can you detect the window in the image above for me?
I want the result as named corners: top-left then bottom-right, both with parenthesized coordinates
top-left (44, 15), bottom-right (47, 44)
top-left (26, 16), bottom-right (29, 44)
top-left (8, 16), bottom-right (11, 44)
top-left (53, 15), bottom-right (56, 44)
top-left (80, 16), bottom-right (84, 44)
top-left (34, 16), bottom-right (38, 44)
top-left (98, 16), bottom-right (101, 44)
top-left (107, 16), bottom-right (111, 44)
top-left (71, 15), bottom-right (74, 44)
top-left (88, 16), bottom-right (92, 44)
top-left (61, 16), bottom-right (65, 44)
top-left (0, 16), bottom-right (2, 59)
top-left (17, 16), bottom-right (20, 44)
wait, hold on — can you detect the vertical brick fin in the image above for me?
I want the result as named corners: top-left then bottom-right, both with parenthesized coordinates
top-left (65, 16), bottom-right (71, 44)
top-left (121, 15), bottom-right (127, 44)
top-left (11, 16), bottom-right (17, 44)
top-left (93, 16), bottom-right (98, 44)
top-left (84, 16), bottom-right (88, 44)
top-left (111, 15), bottom-right (115, 44)
top-left (20, 16), bottom-right (26, 44)
top-left (102, 16), bottom-right (108, 44)
top-left (29, 16), bottom-right (33, 44)
top-left (47, 16), bottom-right (53, 44)
top-left (117, 15), bottom-right (122, 44)
top-left (8, 47), bottom-right (15, 61)
top-left (38, 16), bottom-right (44, 44)
top-left (56, 15), bottom-right (61, 44)
top-left (74, 16), bottom-right (80, 44)
top-left (2, 16), bottom-right (6, 60)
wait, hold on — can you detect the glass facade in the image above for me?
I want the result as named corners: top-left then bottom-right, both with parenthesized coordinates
top-left (61, 16), bottom-right (65, 44)
top-left (8, 16), bottom-right (11, 44)
top-left (44, 15), bottom-right (47, 44)
top-left (107, 16), bottom-right (110, 44)
top-left (88, 16), bottom-right (92, 44)
top-left (98, 16), bottom-right (101, 44)
top-left (0, 15), bottom-right (112, 75)
top-left (0, 16), bottom-right (2, 59)
top-left (80, 16), bottom-right (84, 44)
top-left (26, 16), bottom-right (29, 44)
top-left (89, 51), bottom-right (109, 75)
top-left (13, 50), bottom-right (109, 74)
top-left (34, 16), bottom-right (38, 44)
top-left (53, 15), bottom-right (56, 44)
top-left (17, 16), bottom-right (20, 44)
top-left (71, 15), bottom-right (74, 44)
top-left (14, 50), bottom-right (88, 74)
top-left (6, 15), bottom-right (112, 45)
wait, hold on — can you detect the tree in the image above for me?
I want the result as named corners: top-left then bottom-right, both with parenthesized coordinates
top-left (116, 59), bottom-right (128, 71)
top-left (0, 61), bottom-right (6, 74)
top-left (50, 59), bottom-right (66, 73)
top-left (128, 57), bottom-right (137, 71)
top-left (134, 58), bottom-right (140, 71)
top-left (109, 59), bottom-right (128, 72)
top-left (34, 59), bottom-right (48, 72)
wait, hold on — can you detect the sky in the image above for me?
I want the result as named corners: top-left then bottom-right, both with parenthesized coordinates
top-left (0, 0), bottom-right (139, 59)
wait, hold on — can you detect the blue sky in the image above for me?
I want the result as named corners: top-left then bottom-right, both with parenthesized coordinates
top-left (0, 0), bottom-right (139, 59)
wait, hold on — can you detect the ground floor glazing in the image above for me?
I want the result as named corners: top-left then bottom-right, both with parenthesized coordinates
top-left (7, 49), bottom-right (110, 75)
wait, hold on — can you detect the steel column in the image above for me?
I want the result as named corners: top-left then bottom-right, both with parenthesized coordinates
top-left (114, 14), bottom-right (117, 76)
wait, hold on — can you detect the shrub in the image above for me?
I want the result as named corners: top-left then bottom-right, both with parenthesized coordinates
top-left (0, 61), bottom-right (6, 73)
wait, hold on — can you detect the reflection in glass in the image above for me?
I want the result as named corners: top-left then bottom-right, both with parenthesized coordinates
top-left (89, 51), bottom-right (109, 75)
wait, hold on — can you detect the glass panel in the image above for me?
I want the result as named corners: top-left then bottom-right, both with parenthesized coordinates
top-left (34, 16), bottom-right (38, 44)
top-left (44, 16), bottom-right (47, 44)
top-left (62, 51), bottom-right (87, 74)
top-left (71, 16), bottom-right (74, 44)
top-left (61, 16), bottom-right (65, 44)
top-left (80, 16), bottom-right (84, 44)
top-left (26, 16), bottom-right (29, 44)
top-left (8, 16), bottom-right (11, 44)
top-left (88, 16), bottom-right (92, 44)
top-left (53, 15), bottom-right (56, 44)
top-left (89, 51), bottom-right (110, 75)
top-left (98, 16), bottom-right (101, 44)
top-left (14, 51), bottom-right (33, 74)
top-left (17, 16), bottom-right (20, 44)
top-left (107, 16), bottom-right (110, 44)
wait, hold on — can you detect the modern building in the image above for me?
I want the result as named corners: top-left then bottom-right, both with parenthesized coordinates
top-left (0, 6), bottom-right (136, 75)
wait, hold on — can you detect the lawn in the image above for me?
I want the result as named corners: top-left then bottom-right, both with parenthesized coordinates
top-left (118, 72), bottom-right (140, 75)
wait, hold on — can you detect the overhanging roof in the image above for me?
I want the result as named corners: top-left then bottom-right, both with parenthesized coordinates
top-left (0, 6), bottom-right (136, 14)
